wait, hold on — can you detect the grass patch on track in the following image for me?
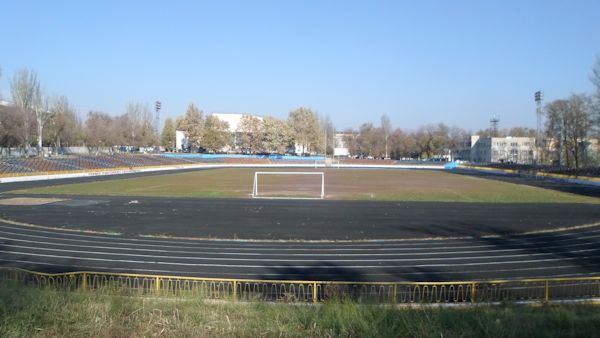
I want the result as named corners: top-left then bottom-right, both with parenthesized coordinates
top-left (1, 283), bottom-right (599, 337)
top-left (8, 168), bottom-right (600, 203)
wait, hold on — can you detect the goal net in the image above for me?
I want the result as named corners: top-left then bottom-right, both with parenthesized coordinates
top-left (252, 172), bottom-right (325, 199)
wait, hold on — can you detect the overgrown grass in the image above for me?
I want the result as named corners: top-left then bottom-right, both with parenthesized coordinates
top-left (1, 284), bottom-right (599, 337)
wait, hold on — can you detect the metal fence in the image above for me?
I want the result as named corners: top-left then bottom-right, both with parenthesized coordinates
top-left (1, 268), bottom-right (599, 304)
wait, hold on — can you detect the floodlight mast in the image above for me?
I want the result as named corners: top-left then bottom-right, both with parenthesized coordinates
top-left (534, 91), bottom-right (543, 164)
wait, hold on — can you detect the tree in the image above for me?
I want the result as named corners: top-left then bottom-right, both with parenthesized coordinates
top-left (177, 103), bottom-right (204, 150)
top-left (236, 115), bottom-right (263, 153)
top-left (202, 115), bottom-right (230, 152)
top-left (120, 102), bottom-right (156, 147)
top-left (160, 118), bottom-right (176, 151)
top-left (84, 111), bottom-right (116, 150)
top-left (320, 115), bottom-right (335, 156)
top-left (45, 96), bottom-right (81, 149)
top-left (262, 116), bottom-right (292, 154)
top-left (0, 104), bottom-right (23, 152)
top-left (288, 107), bottom-right (322, 154)
top-left (545, 95), bottom-right (593, 168)
top-left (10, 68), bottom-right (40, 155)
top-left (591, 55), bottom-right (600, 135)
top-left (508, 127), bottom-right (537, 138)
top-left (381, 114), bottom-right (392, 158)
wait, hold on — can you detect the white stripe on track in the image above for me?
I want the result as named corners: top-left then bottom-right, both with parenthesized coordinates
top-left (0, 234), bottom-right (598, 258)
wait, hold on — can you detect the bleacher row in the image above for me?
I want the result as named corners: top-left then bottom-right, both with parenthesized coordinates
top-left (0, 154), bottom-right (416, 176)
top-left (482, 163), bottom-right (600, 178)
top-left (0, 154), bottom-right (199, 176)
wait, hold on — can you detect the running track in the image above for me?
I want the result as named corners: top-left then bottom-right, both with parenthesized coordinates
top-left (0, 170), bottom-right (599, 282)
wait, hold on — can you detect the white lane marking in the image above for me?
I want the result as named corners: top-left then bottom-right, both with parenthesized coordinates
top-left (1, 258), bottom-right (596, 279)
top-left (1, 224), bottom-right (600, 252)
top-left (2, 219), bottom-right (599, 248)
top-left (0, 234), bottom-right (598, 258)
top-left (1, 243), bottom-right (598, 263)
top-left (1, 249), bottom-right (599, 269)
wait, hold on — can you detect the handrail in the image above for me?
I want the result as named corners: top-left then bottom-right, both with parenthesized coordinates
top-left (1, 268), bottom-right (599, 304)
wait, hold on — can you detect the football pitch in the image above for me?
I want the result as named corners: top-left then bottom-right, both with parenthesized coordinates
top-left (9, 168), bottom-right (600, 203)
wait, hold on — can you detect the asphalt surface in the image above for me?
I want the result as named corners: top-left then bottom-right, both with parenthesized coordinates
top-left (0, 168), bottom-right (599, 282)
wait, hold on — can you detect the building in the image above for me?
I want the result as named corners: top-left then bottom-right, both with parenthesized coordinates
top-left (469, 135), bottom-right (536, 164)
top-left (333, 132), bottom-right (350, 157)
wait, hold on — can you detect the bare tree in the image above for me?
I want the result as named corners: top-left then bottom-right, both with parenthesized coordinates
top-left (84, 111), bottom-right (116, 152)
top-left (10, 68), bottom-right (40, 155)
top-left (545, 95), bottom-right (593, 168)
top-left (46, 95), bottom-right (81, 150)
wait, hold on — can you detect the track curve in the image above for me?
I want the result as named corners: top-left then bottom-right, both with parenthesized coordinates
top-left (0, 171), bottom-right (599, 282)
top-left (1, 218), bottom-right (600, 282)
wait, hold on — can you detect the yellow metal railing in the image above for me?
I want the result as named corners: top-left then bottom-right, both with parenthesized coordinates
top-left (1, 268), bottom-right (599, 304)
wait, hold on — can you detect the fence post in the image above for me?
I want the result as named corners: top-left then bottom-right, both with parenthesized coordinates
top-left (81, 272), bottom-right (87, 291)
top-left (313, 283), bottom-right (318, 304)
top-left (156, 276), bottom-right (161, 294)
top-left (471, 283), bottom-right (477, 303)
top-left (544, 280), bottom-right (549, 302)
top-left (392, 284), bottom-right (398, 303)
top-left (233, 281), bottom-right (238, 301)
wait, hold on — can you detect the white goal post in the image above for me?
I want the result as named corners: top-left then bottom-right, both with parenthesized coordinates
top-left (252, 171), bottom-right (325, 199)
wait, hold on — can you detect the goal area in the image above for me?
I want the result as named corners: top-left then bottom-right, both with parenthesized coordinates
top-left (252, 171), bottom-right (325, 199)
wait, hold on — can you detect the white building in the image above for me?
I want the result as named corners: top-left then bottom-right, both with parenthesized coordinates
top-left (470, 135), bottom-right (536, 164)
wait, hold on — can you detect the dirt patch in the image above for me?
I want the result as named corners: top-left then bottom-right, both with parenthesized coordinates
top-left (0, 197), bottom-right (66, 206)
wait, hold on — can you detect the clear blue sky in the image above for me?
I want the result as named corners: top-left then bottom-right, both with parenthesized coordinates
top-left (1, 0), bottom-right (599, 131)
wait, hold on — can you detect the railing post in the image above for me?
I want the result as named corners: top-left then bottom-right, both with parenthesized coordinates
top-left (232, 281), bottom-right (238, 301)
top-left (156, 276), bottom-right (161, 294)
top-left (313, 282), bottom-right (318, 304)
top-left (544, 280), bottom-right (549, 302)
top-left (471, 283), bottom-right (477, 303)
top-left (81, 272), bottom-right (87, 291)
top-left (392, 284), bottom-right (398, 303)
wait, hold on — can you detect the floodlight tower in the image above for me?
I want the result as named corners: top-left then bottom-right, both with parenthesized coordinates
top-left (154, 100), bottom-right (162, 137)
top-left (534, 91), bottom-right (543, 164)
top-left (490, 115), bottom-right (500, 137)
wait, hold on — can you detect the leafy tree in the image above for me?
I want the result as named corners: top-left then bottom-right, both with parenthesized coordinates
top-left (236, 115), bottom-right (263, 153)
top-left (160, 118), bottom-right (176, 151)
top-left (263, 116), bottom-right (292, 154)
top-left (288, 107), bottom-right (322, 154)
top-left (177, 103), bottom-right (204, 150)
top-left (202, 115), bottom-right (230, 152)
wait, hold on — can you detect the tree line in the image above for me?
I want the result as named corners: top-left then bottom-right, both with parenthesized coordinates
top-left (162, 105), bottom-right (328, 154)
top-left (1, 57), bottom-right (599, 166)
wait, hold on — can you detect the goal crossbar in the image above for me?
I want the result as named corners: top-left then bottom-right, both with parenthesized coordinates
top-left (252, 171), bottom-right (325, 199)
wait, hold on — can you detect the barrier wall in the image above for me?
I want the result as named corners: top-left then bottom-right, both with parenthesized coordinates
top-left (1, 268), bottom-right (598, 304)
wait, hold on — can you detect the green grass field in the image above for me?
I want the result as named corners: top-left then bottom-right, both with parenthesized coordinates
top-left (1, 283), bottom-right (600, 337)
top-left (9, 168), bottom-right (600, 203)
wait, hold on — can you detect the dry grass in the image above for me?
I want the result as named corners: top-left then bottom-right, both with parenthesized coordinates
top-left (9, 168), bottom-right (600, 203)
top-left (1, 284), bottom-right (600, 337)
